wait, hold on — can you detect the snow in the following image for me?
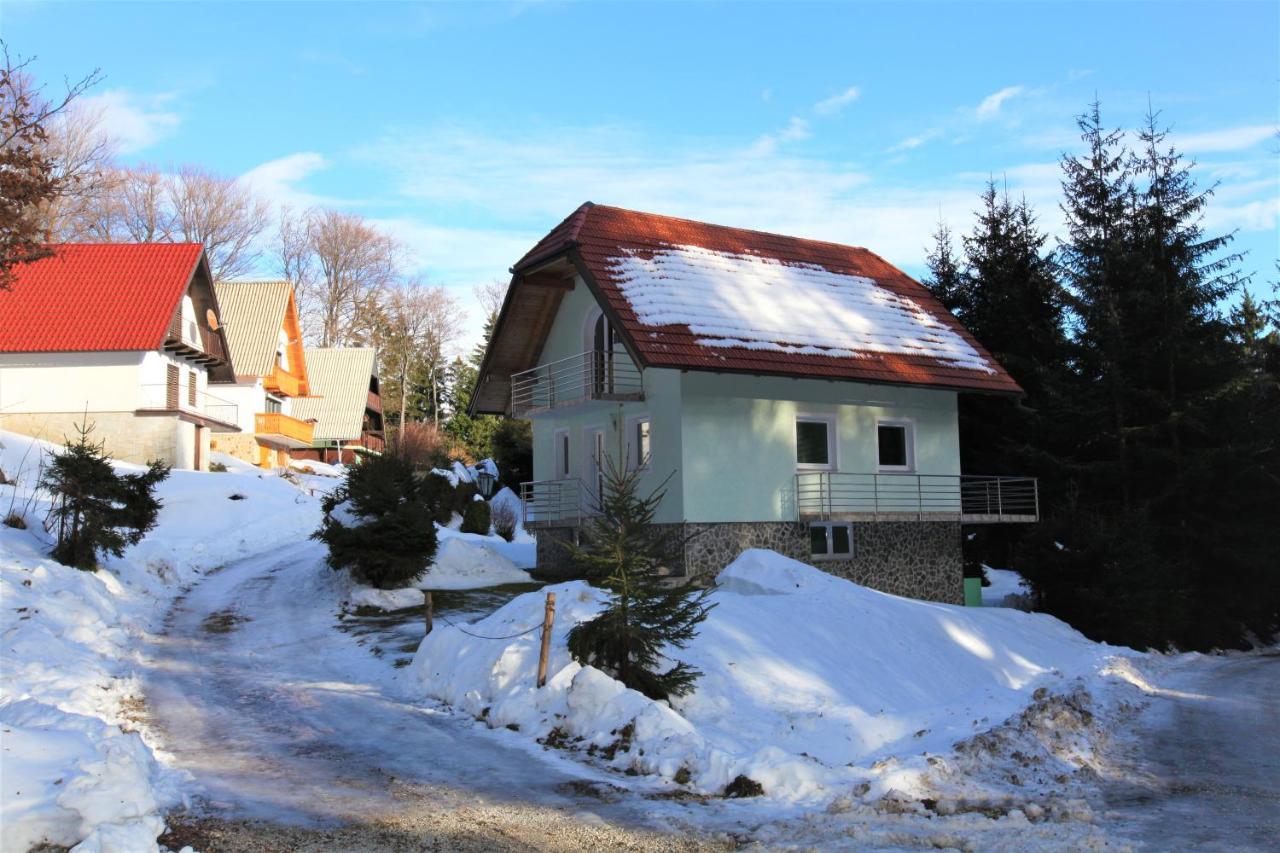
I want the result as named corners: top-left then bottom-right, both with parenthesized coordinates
top-left (983, 566), bottom-right (1032, 608)
top-left (345, 528), bottom-right (535, 610)
top-left (410, 549), bottom-right (1132, 805)
top-left (0, 429), bottom-right (325, 852)
top-left (608, 244), bottom-right (994, 372)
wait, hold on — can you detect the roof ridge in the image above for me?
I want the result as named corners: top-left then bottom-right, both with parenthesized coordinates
top-left (587, 203), bottom-right (885, 262)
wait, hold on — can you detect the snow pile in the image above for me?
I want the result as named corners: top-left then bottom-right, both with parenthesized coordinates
top-left (410, 549), bottom-right (1128, 804)
top-left (609, 244), bottom-right (994, 372)
top-left (345, 528), bottom-right (534, 610)
top-left (983, 567), bottom-right (1032, 608)
top-left (0, 430), bottom-right (324, 851)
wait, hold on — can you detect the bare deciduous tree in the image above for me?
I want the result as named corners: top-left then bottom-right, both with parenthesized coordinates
top-left (280, 208), bottom-right (401, 347)
top-left (0, 45), bottom-right (101, 288)
top-left (167, 165), bottom-right (270, 281)
top-left (379, 279), bottom-right (464, 429)
top-left (33, 99), bottom-right (117, 241)
top-left (474, 278), bottom-right (508, 325)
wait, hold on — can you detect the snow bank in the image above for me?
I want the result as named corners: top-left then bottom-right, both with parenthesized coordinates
top-left (609, 244), bottom-right (994, 372)
top-left (345, 527), bottom-right (534, 610)
top-left (0, 430), bottom-right (323, 851)
top-left (410, 549), bottom-right (1128, 804)
top-left (983, 567), bottom-right (1032, 608)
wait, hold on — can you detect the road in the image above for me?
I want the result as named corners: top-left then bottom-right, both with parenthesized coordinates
top-left (1102, 651), bottom-right (1280, 851)
top-left (139, 542), bottom-right (727, 851)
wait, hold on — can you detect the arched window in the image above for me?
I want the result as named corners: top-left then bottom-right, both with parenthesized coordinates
top-left (276, 330), bottom-right (290, 372)
top-left (584, 307), bottom-right (615, 396)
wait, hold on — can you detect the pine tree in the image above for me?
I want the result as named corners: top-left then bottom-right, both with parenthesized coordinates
top-left (567, 458), bottom-right (712, 701)
top-left (40, 421), bottom-right (169, 570)
top-left (314, 453), bottom-right (438, 589)
top-left (922, 220), bottom-right (964, 314)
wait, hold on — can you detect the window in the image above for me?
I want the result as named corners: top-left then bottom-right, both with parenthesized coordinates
top-left (809, 522), bottom-right (853, 559)
top-left (553, 428), bottom-right (570, 479)
top-left (628, 416), bottom-right (651, 470)
top-left (796, 416), bottom-right (835, 469)
top-left (265, 395), bottom-right (283, 414)
top-left (876, 420), bottom-right (915, 471)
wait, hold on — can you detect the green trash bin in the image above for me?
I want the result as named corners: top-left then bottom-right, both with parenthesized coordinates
top-left (964, 576), bottom-right (983, 607)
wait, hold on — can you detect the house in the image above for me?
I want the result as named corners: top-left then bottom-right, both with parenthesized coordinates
top-left (0, 244), bottom-right (239, 471)
top-left (290, 348), bottom-right (385, 465)
top-left (470, 203), bottom-right (1038, 604)
top-left (208, 281), bottom-right (315, 468)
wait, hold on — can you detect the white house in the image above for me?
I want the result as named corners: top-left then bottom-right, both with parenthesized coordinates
top-left (471, 204), bottom-right (1038, 603)
top-left (0, 243), bottom-right (239, 471)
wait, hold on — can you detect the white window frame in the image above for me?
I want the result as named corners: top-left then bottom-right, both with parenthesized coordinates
top-left (875, 418), bottom-right (916, 473)
top-left (553, 428), bottom-right (571, 479)
top-left (795, 413), bottom-right (838, 472)
top-left (809, 521), bottom-right (854, 560)
top-left (626, 414), bottom-right (651, 471)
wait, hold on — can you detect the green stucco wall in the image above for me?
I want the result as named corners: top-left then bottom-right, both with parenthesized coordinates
top-left (678, 372), bottom-right (960, 523)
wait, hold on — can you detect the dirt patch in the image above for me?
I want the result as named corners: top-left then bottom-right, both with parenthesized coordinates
top-left (202, 608), bottom-right (250, 634)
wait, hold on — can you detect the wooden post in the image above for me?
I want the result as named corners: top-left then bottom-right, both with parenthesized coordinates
top-left (537, 591), bottom-right (556, 688)
top-left (423, 590), bottom-right (433, 636)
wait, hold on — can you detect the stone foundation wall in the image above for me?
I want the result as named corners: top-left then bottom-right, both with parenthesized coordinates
top-left (531, 518), bottom-right (963, 604)
top-left (0, 411), bottom-right (187, 469)
top-left (210, 433), bottom-right (263, 467)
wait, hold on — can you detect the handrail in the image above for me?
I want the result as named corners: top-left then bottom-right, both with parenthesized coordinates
top-left (138, 383), bottom-right (238, 427)
top-left (795, 472), bottom-right (1039, 523)
top-left (519, 478), bottom-right (596, 527)
top-left (511, 349), bottom-right (643, 417)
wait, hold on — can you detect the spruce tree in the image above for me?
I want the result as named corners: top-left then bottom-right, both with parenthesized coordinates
top-left (40, 421), bottom-right (169, 570)
top-left (314, 452), bottom-right (438, 589)
top-left (567, 457), bottom-right (712, 701)
top-left (922, 220), bottom-right (964, 314)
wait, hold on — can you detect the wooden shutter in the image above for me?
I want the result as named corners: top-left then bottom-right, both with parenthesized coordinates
top-left (166, 364), bottom-right (179, 409)
top-left (188, 371), bottom-right (197, 407)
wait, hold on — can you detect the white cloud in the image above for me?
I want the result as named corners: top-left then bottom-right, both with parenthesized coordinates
top-left (975, 85), bottom-right (1026, 120)
top-left (814, 86), bottom-right (861, 116)
top-left (76, 89), bottom-right (180, 153)
top-left (241, 152), bottom-right (332, 210)
top-left (888, 129), bottom-right (941, 153)
top-left (748, 116), bottom-right (812, 156)
top-left (1176, 124), bottom-right (1277, 154)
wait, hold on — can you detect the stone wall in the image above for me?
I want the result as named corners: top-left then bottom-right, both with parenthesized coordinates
top-left (530, 517), bottom-right (963, 604)
top-left (0, 411), bottom-right (186, 469)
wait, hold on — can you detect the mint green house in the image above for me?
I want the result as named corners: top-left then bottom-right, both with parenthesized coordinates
top-left (471, 204), bottom-right (1037, 603)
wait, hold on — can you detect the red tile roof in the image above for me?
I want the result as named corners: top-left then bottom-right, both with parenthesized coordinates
top-left (0, 243), bottom-right (206, 353)
top-left (512, 203), bottom-right (1023, 395)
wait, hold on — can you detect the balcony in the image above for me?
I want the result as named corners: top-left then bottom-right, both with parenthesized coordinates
top-left (795, 472), bottom-right (1039, 524)
top-left (136, 384), bottom-right (239, 432)
top-left (264, 367), bottom-right (305, 398)
top-left (255, 412), bottom-right (315, 449)
top-left (519, 478), bottom-right (592, 528)
top-left (511, 350), bottom-right (643, 418)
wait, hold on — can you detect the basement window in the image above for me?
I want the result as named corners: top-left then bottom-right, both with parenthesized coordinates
top-left (809, 522), bottom-right (853, 560)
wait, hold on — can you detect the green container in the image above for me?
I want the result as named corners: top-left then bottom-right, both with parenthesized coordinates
top-left (963, 576), bottom-right (983, 607)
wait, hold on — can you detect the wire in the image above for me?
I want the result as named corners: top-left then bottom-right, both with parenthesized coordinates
top-left (433, 610), bottom-right (544, 641)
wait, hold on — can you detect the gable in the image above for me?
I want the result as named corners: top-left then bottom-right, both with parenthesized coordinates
top-left (290, 347), bottom-right (376, 440)
top-left (213, 280), bottom-right (308, 390)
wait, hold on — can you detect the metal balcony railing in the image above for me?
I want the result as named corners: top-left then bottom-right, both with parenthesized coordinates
top-left (511, 350), bottom-right (643, 417)
top-left (795, 472), bottom-right (1039, 523)
top-left (519, 478), bottom-right (596, 528)
top-left (137, 384), bottom-right (239, 431)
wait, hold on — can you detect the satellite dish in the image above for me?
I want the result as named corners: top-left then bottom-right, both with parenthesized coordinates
top-left (206, 309), bottom-right (220, 331)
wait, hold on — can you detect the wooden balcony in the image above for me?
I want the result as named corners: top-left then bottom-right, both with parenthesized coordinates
top-left (264, 367), bottom-right (306, 398)
top-left (255, 412), bottom-right (315, 449)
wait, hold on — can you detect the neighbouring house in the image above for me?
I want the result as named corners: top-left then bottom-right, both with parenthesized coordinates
top-left (470, 203), bottom-right (1038, 604)
top-left (208, 280), bottom-right (315, 468)
top-left (290, 348), bottom-right (385, 465)
top-left (0, 244), bottom-right (238, 471)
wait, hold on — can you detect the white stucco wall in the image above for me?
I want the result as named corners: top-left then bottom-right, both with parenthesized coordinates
top-left (0, 351), bottom-right (148, 412)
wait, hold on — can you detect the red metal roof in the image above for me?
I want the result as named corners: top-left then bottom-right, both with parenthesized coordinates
top-left (0, 243), bottom-right (206, 353)
top-left (513, 203), bottom-right (1023, 396)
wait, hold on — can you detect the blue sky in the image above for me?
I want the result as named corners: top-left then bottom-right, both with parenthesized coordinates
top-left (6, 1), bottom-right (1278, 347)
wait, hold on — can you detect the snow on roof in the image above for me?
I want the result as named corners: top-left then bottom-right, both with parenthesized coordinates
top-left (609, 244), bottom-right (994, 373)
top-left (496, 204), bottom-right (1024, 398)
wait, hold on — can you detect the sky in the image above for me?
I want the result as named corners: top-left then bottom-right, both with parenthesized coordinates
top-left (5, 1), bottom-right (1278, 350)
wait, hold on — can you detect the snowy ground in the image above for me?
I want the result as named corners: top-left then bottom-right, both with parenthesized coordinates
top-left (5, 428), bottom-right (1278, 850)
